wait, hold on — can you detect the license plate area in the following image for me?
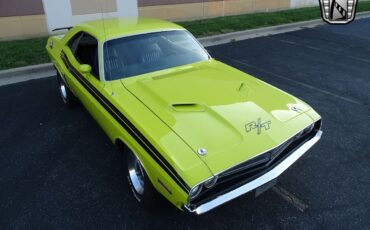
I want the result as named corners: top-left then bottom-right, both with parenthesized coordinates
top-left (255, 179), bottom-right (277, 197)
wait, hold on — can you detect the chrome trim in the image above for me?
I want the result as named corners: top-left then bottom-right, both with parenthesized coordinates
top-left (188, 121), bottom-right (320, 194)
top-left (128, 152), bottom-right (145, 195)
top-left (212, 120), bottom-right (321, 177)
top-left (185, 130), bottom-right (322, 215)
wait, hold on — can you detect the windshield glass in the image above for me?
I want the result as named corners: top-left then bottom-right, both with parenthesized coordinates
top-left (103, 30), bottom-right (209, 80)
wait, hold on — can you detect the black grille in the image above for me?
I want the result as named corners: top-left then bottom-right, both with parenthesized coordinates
top-left (188, 120), bottom-right (322, 208)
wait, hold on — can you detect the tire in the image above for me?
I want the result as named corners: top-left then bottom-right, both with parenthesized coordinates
top-left (126, 148), bottom-right (160, 208)
top-left (57, 73), bottom-right (78, 107)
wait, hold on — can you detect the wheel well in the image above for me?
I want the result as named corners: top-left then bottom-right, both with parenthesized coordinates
top-left (116, 138), bottom-right (165, 198)
top-left (53, 64), bottom-right (62, 77)
top-left (115, 138), bottom-right (127, 152)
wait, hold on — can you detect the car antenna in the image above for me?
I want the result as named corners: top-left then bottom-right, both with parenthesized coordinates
top-left (100, 2), bottom-right (115, 96)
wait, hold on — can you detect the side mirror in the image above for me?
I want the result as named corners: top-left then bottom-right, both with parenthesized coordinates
top-left (79, 64), bottom-right (91, 74)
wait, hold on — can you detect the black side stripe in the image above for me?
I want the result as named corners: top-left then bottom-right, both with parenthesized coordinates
top-left (61, 51), bottom-right (190, 192)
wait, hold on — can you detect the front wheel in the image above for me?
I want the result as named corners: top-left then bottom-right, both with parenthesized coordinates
top-left (126, 148), bottom-right (160, 207)
top-left (57, 73), bottom-right (77, 107)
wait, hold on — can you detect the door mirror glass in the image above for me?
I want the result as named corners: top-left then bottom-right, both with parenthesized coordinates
top-left (79, 64), bottom-right (91, 74)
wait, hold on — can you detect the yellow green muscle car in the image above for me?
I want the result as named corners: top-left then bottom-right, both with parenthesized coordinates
top-left (46, 18), bottom-right (322, 214)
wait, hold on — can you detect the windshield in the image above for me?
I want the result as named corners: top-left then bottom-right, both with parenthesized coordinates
top-left (103, 30), bottom-right (209, 80)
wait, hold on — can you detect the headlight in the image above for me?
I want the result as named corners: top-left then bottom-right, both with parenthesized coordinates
top-left (303, 123), bottom-right (314, 134)
top-left (297, 123), bottom-right (314, 138)
top-left (204, 176), bottom-right (218, 188)
top-left (189, 184), bottom-right (202, 200)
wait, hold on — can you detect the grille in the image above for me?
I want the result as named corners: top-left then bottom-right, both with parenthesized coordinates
top-left (188, 120), bottom-right (322, 208)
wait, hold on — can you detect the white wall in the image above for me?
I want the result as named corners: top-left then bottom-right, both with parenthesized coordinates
top-left (42, 0), bottom-right (138, 33)
top-left (42, 0), bottom-right (72, 32)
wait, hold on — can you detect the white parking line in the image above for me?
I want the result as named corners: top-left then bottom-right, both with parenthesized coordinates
top-left (272, 185), bottom-right (308, 212)
top-left (266, 36), bottom-right (370, 64)
top-left (217, 54), bottom-right (363, 106)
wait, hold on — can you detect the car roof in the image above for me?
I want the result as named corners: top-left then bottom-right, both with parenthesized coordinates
top-left (76, 17), bottom-right (185, 41)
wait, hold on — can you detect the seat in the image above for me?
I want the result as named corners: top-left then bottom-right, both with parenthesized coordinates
top-left (105, 48), bottom-right (125, 79)
top-left (141, 43), bottom-right (163, 63)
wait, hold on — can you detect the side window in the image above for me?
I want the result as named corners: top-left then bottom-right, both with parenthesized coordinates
top-left (69, 33), bottom-right (100, 79)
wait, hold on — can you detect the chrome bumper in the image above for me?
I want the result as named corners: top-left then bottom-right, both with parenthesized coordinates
top-left (185, 130), bottom-right (322, 215)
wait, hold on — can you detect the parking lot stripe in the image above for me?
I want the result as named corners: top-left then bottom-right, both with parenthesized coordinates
top-left (272, 185), bottom-right (308, 212)
top-left (215, 54), bottom-right (363, 106)
top-left (266, 36), bottom-right (370, 64)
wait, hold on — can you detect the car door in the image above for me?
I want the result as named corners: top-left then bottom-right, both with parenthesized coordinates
top-left (61, 32), bottom-right (119, 138)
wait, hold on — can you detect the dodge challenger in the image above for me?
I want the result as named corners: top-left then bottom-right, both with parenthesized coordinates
top-left (46, 18), bottom-right (322, 214)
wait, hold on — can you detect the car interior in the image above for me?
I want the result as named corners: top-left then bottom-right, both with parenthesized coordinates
top-left (104, 31), bottom-right (208, 80)
top-left (70, 33), bottom-right (100, 78)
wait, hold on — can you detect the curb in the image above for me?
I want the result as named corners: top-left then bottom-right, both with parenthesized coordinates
top-left (199, 11), bottom-right (370, 47)
top-left (0, 63), bottom-right (54, 78)
top-left (1, 11), bottom-right (370, 86)
top-left (0, 63), bottom-right (56, 87)
top-left (199, 19), bottom-right (324, 47)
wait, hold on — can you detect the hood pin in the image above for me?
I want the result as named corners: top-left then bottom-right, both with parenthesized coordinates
top-left (197, 148), bottom-right (207, 156)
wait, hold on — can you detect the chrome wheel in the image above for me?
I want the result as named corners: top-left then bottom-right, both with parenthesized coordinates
top-left (59, 80), bottom-right (67, 103)
top-left (128, 153), bottom-right (145, 195)
top-left (56, 72), bottom-right (78, 107)
top-left (124, 147), bottom-right (160, 207)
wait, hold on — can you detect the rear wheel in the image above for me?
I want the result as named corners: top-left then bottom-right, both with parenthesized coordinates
top-left (57, 73), bottom-right (77, 107)
top-left (126, 148), bottom-right (160, 207)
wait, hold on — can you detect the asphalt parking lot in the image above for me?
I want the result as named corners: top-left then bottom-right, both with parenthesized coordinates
top-left (1, 18), bottom-right (369, 229)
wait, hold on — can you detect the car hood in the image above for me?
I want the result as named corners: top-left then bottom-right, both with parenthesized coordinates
top-left (122, 60), bottom-right (315, 175)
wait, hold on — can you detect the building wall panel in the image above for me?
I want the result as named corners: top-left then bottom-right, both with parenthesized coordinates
top-left (70, 0), bottom-right (117, 15)
top-left (138, 0), bottom-right (221, 7)
top-left (0, 15), bottom-right (47, 40)
top-left (139, 0), bottom-right (291, 20)
top-left (0, 0), bottom-right (44, 17)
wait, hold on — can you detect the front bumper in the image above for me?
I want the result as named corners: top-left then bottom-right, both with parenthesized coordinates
top-left (184, 130), bottom-right (322, 214)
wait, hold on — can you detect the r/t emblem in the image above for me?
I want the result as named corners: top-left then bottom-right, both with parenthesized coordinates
top-left (245, 118), bottom-right (271, 135)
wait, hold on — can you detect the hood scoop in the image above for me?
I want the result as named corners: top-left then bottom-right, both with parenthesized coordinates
top-left (172, 103), bottom-right (205, 112)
